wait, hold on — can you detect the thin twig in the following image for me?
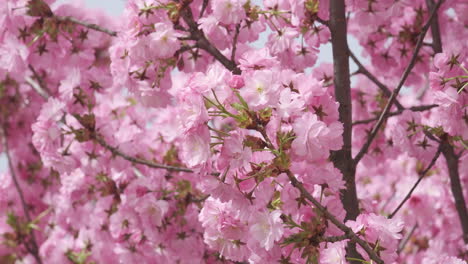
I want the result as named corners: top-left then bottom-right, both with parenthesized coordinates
top-left (389, 147), bottom-right (442, 218)
top-left (56, 16), bottom-right (117, 37)
top-left (1, 126), bottom-right (43, 264)
top-left (315, 16), bottom-right (329, 26)
top-left (90, 133), bottom-right (194, 173)
top-left (231, 23), bottom-right (241, 63)
top-left (285, 170), bottom-right (384, 264)
top-left (353, 0), bottom-right (445, 165)
top-left (398, 223), bottom-right (418, 253)
top-left (25, 76), bottom-right (50, 100)
top-left (349, 50), bottom-right (404, 110)
top-left (352, 104), bottom-right (439, 126)
top-left (28, 65), bottom-right (52, 96)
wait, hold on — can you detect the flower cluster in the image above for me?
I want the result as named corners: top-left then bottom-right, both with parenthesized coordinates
top-left (0, 0), bottom-right (466, 264)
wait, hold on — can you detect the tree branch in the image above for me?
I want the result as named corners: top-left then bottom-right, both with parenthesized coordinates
top-left (349, 50), bottom-right (404, 110)
top-left (352, 104), bottom-right (439, 126)
top-left (179, 5), bottom-right (241, 74)
top-left (389, 147), bottom-right (442, 218)
top-left (285, 171), bottom-right (384, 264)
top-left (90, 132), bottom-right (195, 173)
top-left (56, 16), bottom-right (118, 37)
top-left (440, 142), bottom-right (468, 244)
top-left (1, 126), bottom-right (43, 264)
top-left (425, 0), bottom-right (443, 53)
top-left (231, 23), bottom-right (241, 63)
top-left (329, 0), bottom-right (362, 261)
top-left (353, 0), bottom-right (445, 165)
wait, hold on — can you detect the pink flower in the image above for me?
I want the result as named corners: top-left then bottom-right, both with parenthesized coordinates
top-left (180, 125), bottom-right (211, 167)
top-left (292, 112), bottom-right (343, 161)
top-left (248, 210), bottom-right (284, 250)
top-left (149, 22), bottom-right (181, 58)
top-left (134, 194), bottom-right (169, 227)
top-left (218, 131), bottom-right (252, 170)
top-left (211, 0), bottom-right (247, 25)
top-left (320, 241), bottom-right (347, 264)
top-left (239, 70), bottom-right (280, 110)
top-left (228, 74), bottom-right (245, 89)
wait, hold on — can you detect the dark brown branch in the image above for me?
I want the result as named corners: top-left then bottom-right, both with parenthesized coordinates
top-left (285, 171), bottom-right (384, 264)
top-left (349, 50), bottom-right (404, 110)
top-left (90, 133), bottom-right (195, 173)
top-left (329, 0), bottom-right (361, 261)
top-left (231, 23), bottom-right (241, 63)
top-left (425, 0), bottom-right (443, 53)
top-left (180, 6), bottom-right (241, 74)
top-left (389, 147), bottom-right (442, 218)
top-left (1, 126), bottom-right (43, 264)
top-left (440, 142), bottom-right (468, 244)
top-left (200, 0), bottom-right (209, 18)
top-left (353, 0), bottom-right (445, 165)
top-left (321, 234), bottom-right (349, 243)
top-left (352, 104), bottom-right (439, 126)
top-left (398, 223), bottom-right (418, 253)
top-left (56, 16), bottom-right (117, 37)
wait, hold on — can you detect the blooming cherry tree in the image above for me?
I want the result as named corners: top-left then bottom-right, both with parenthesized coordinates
top-left (0, 0), bottom-right (467, 263)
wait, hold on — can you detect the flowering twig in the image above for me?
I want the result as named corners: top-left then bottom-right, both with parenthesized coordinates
top-left (285, 170), bottom-right (384, 264)
top-left (1, 126), bottom-right (43, 264)
top-left (56, 16), bottom-right (117, 37)
top-left (179, 5), bottom-right (241, 74)
top-left (90, 132), bottom-right (194, 173)
top-left (389, 147), bottom-right (442, 218)
top-left (349, 50), bottom-right (404, 110)
top-left (353, 0), bottom-right (445, 165)
top-left (398, 223), bottom-right (418, 253)
top-left (352, 104), bottom-right (439, 126)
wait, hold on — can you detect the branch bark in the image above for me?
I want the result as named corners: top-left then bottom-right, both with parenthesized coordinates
top-left (353, 0), bottom-right (445, 165)
top-left (440, 143), bottom-right (468, 244)
top-left (329, 0), bottom-right (362, 262)
top-left (425, 0), bottom-right (442, 53)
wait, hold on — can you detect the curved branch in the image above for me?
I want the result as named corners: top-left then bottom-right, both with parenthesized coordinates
top-left (285, 170), bottom-right (384, 264)
top-left (1, 126), bottom-right (43, 264)
top-left (179, 6), bottom-right (241, 74)
top-left (90, 132), bottom-right (194, 173)
top-left (56, 16), bottom-right (118, 37)
top-left (352, 104), bottom-right (439, 126)
top-left (353, 0), bottom-right (445, 165)
top-left (389, 147), bottom-right (442, 218)
top-left (349, 50), bottom-right (404, 110)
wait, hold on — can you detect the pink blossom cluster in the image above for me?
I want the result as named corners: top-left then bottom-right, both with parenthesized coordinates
top-left (0, 0), bottom-right (467, 263)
